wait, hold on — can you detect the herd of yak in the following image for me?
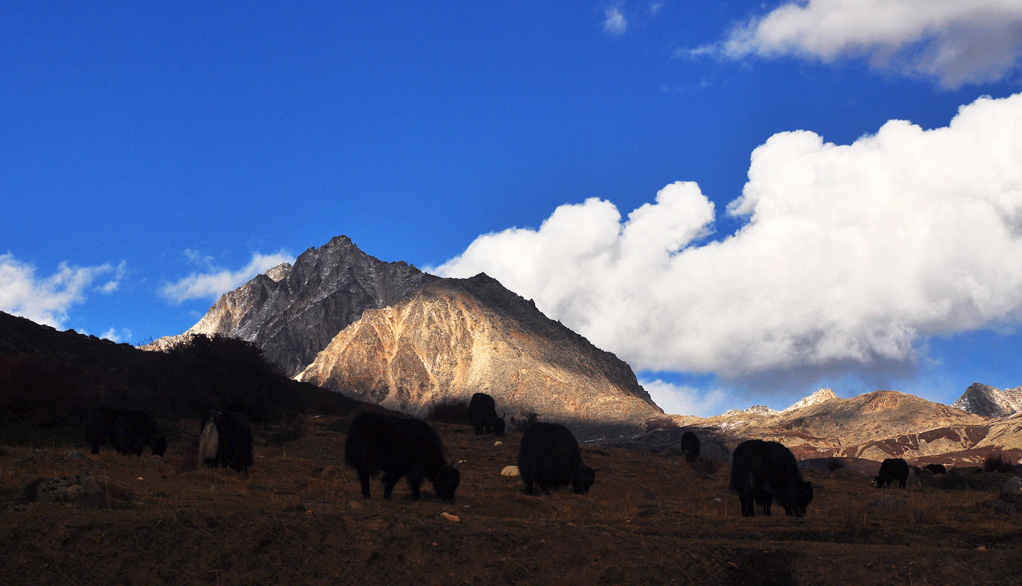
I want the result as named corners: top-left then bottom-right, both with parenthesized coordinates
top-left (85, 393), bottom-right (942, 517)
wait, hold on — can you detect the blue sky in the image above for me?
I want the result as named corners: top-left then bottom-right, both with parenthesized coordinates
top-left (3, 1), bottom-right (1022, 416)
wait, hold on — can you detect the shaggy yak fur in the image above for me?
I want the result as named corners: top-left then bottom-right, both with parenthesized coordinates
top-left (730, 439), bottom-right (814, 517)
top-left (681, 431), bottom-right (701, 463)
top-left (517, 422), bottom-right (595, 495)
top-left (199, 410), bottom-right (254, 475)
top-left (344, 412), bottom-right (461, 501)
top-left (875, 458), bottom-right (910, 488)
top-left (89, 408), bottom-right (167, 457)
top-left (468, 393), bottom-right (505, 436)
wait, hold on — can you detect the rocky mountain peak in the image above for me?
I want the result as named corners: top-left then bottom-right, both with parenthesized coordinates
top-left (952, 383), bottom-right (1022, 418)
top-left (148, 235), bottom-right (436, 376)
top-left (265, 263), bottom-right (292, 282)
top-left (149, 236), bottom-right (658, 432)
top-left (783, 388), bottom-right (838, 412)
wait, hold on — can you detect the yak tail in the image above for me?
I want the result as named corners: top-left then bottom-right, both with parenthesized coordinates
top-left (199, 418), bottom-right (219, 464)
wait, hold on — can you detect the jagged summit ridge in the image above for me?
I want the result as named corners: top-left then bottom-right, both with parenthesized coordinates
top-left (149, 235), bottom-right (437, 376)
top-left (952, 383), bottom-right (1022, 417)
top-left (783, 388), bottom-right (837, 412)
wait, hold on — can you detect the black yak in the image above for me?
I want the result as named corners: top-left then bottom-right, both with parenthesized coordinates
top-left (875, 458), bottom-right (909, 488)
top-left (89, 408), bottom-right (167, 457)
top-left (517, 422), bottom-right (595, 495)
top-left (730, 439), bottom-right (813, 517)
top-left (924, 463), bottom-right (947, 475)
top-left (468, 392), bottom-right (505, 436)
top-left (681, 431), bottom-right (700, 462)
top-left (344, 412), bottom-right (461, 501)
top-left (199, 410), bottom-right (254, 475)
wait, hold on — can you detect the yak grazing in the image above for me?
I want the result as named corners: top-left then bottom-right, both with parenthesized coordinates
top-left (344, 412), bottom-right (461, 501)
top-left (730, 439), bottom-right (813, 517)
top-left (875, 458), bottom-right (910, 488)
top-left (517, 422), bottom-right (595, 495)
top-left (681, 431), bottom-right (700, 463)
top-left (199, 410), bottom-right (254, 475)
top-left (924, 463), bottom-right (947, 475)
top-left (89, 408), bottom-right (167, 457)
top-left (468, 392), bottom-right (505, 436)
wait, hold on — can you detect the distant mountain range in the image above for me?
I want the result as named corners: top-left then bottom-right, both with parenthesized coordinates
top-left (143, 234), bottom-right (1020, 461)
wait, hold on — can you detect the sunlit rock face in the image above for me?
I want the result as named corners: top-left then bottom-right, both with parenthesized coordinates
top-left (148, 236), bottom-right (437, 377)
top-left (298, 274), bottom-right (662, 427)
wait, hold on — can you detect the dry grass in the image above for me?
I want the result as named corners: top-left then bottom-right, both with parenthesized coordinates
top-left (1, 417), bottom-right (1021, 585)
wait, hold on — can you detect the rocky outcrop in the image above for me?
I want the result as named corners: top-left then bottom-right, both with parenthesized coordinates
top-left (297, 273), bottom-right (661, 428)
top-left (148, 236), bottom-right (437, 377)
top-left (783, 388), bottom-right (837, 412)
top-left (952, 383), bottom-right (1022, 418)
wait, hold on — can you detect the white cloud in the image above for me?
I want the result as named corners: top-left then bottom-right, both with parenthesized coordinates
top-left (160, 250), bottom-right (294, 305)
top-left (603, 6), bottom-right (628, 35)
top-left (0, 254), bottom-right (124, 328)
top-left (708, 0), bottom-right (1022, 87)
top-left (434, 92), bottom-right (1022, 382)
top-left (641, 379), bottom-right (728, 417)
top-left (100, 327), bottom-right (131, 343)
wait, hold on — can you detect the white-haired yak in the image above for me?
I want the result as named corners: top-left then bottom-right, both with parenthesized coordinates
top-left (199, 410), bottom-right (254, 475)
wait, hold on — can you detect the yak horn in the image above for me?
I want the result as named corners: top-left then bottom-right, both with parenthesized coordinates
top-left (453, 459), bottom-right (466, 469)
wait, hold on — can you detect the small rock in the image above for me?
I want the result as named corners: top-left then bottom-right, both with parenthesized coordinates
top-left (1001, 476), bottom-right (1022, 496)
top-left (349, 501), bottom-right (362, 510)
top-left (976, 546), bottom-right (987, 551)
top-left (64, 450), bottom-right (84, 461)
top-left (982, 500), bottom-right (1017, 516)
top-left (493, 441), bottom-right (502, 446)
top-left (500, 465), bottom-right (520, 477)
top-left (440, 512), bottom-right (460, 522)
top-left (25, 475), bottom-right (109, 509)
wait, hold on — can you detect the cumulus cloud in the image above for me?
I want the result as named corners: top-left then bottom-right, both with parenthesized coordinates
top-left (160, 250), bottom-right (294, 305)
top-left (603, 6), bottom-right (627, 35)
top-left (707, 0), bottom-right (1022, 87)
top-left (641, 379), bottom-right (728, 417)
top-left (0, 254), bottom-right (124, 328)
top-left (433, 92), bottom-right (1022, 382)
top-left (100, 327), bottom-right (132, 343)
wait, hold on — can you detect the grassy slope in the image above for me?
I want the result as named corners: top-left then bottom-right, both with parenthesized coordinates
top-left (1, 417), bottom-right (1021, 586)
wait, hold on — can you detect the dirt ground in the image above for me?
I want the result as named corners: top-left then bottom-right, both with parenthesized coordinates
top-left (2, 416), bottom-right (1021, 586)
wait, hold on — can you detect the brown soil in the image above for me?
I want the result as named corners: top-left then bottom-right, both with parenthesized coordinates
top-left (2, 417), bottom-right (1021, 586)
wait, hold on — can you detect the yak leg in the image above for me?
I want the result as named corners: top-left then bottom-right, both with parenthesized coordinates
top-left (357, 469), bottom-right (372, 499)
top-left (382, 471), bottom-right (402, 499)
top-left (406, 467), bottom-right (424, 500)
top-left (739, 492), bottom-right (755, 517)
